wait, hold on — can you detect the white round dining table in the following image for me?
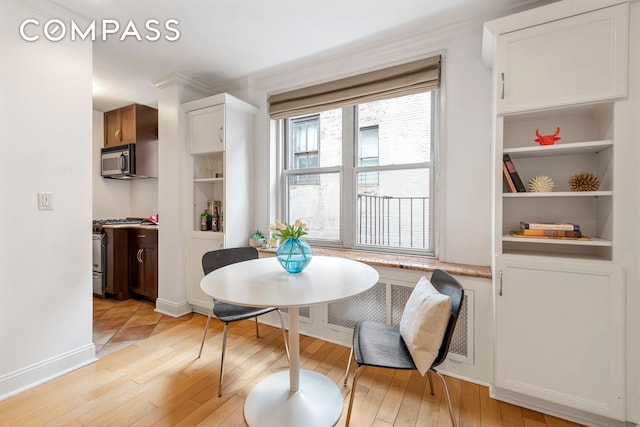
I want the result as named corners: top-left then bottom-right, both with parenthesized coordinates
top-left (200, 255), bottom-right (379, 427)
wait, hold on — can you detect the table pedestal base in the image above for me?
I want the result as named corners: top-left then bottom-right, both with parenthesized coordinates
top-left (244, 369), bottom-right (343, 427)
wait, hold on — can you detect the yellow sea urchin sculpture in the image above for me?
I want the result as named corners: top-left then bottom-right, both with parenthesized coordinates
top-left (528, 175), bottom-right (554, 192)
top-left (569, 172), bottom-right (600, 191)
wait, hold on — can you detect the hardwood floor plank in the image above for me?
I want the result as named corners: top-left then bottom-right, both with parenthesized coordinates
top-left (198, 394), bottom-right (245, 426)
top-left (437, 375), bottom-right (461, 427)
top-left (343, 366), bottom-right (394, 427)
top-left (0, 313), bottom-right (590, 427)
top-left (374, 369), bottom-right (412, 425)
top-left (459, 378), bottom-right (482, 427)
top-left (500, 400), bottom-right (526, 427)
top-left (523, 407), bottom-right (549, 427)
top-left (394, 370), bottom-right (428, 426)
top-left (542, 414), bottom-right (572, 427)
top-left (479, 382), bottom-right (503, 427)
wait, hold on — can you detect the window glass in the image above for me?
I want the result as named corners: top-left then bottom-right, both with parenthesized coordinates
top-left (287, 173), bottom-right (340, 241)
top-left (356, 169), bottom-right (430, 249)
top-left (358, 93), bottom-right (431, 166)
top-left (282, 91), bottom-right (435, 254)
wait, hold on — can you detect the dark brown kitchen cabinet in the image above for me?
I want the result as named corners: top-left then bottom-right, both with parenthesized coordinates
top-left (128, 229), bottom-right (158, 302)
top-left (104, 228), bottom-right (131, 301)
top-left (104, 103), bottom-right (158, 148)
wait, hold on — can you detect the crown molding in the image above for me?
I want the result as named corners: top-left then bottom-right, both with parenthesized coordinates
top-left (154, 73), bottom-right (210, 93)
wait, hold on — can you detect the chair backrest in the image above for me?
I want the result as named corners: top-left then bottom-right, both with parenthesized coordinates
top-left (429, 269), bottom-right (464, 368)
top-left (202, 247), bottom-right (259, 275)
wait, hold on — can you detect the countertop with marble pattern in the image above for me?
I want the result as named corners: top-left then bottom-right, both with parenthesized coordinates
top-left (258, 246), bottom-right (491, 279)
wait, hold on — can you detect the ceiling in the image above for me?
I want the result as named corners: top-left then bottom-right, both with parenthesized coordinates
top-left (48, 0), bottom-right (549, 112)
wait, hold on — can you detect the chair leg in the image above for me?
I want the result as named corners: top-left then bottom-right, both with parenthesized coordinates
top-left (254, 317), bottom-right (260, 338)
top-left (197, 314), bottom-right (212, 358)
top-left (344, 347), bottom-right (354, 385)
top-left (218, 323), bottom-right (229, 397)
top-left (345, 365), bottom-right (364, 427)
top-left (432, 369), bottom-right (457, 427)
top-left (427, 369), bottom-right (434, 395)
top-left (276, 310), bottom-right (290, 361)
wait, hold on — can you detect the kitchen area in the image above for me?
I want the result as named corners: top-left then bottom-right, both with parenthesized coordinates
top-left (92, 105), bottom-right (161, 303)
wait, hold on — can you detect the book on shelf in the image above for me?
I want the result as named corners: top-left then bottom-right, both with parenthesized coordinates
top-left (510, 231), bottom-right (591, 241)
top-left (517, 228), bottom-right (582, 237)
top-left (520, 221), bottom-right (580, 231)
top-left (502, 163), bottom-right (517, 193)
top-left (503, 154), bottom-right (526, 192)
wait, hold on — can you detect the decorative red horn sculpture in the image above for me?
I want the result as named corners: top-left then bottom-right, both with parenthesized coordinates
top-left (534, 127), bottom-right (561, 146)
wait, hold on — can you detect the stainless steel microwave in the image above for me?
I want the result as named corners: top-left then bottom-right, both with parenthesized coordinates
top-left (101, 143), bottom-right (157, 179)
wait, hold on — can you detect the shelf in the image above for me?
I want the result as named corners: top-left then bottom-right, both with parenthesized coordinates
top-left (502, 234), bottom-right (612, 247)
top-left (503, 191), bottom-right (612, 198)
top-left (192, 230), bottom-right (224, 238)
top-left (194, 177), bottom-right (224, 183)
top-left (504, 140), bottom-right (612, 158)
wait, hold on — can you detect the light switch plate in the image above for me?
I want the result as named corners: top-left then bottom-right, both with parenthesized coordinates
top-left (38, 192), bottom-right (53, 210)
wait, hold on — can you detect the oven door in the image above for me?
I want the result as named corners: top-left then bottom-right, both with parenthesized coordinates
top-left (92, 233), bottom-right (105, 272)
top-left (93, 271), bottom-right (105, 296)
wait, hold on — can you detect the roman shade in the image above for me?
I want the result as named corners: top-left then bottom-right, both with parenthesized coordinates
top-left (268, 56), bottom-right (441, 119)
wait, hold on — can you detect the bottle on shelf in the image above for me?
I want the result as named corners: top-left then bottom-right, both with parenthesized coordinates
top-left (211, 205), bottom-right (220, 232)
top-left (200, 209), bottom-right (210, 231)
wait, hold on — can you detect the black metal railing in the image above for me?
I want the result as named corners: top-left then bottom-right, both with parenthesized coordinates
top-left (357, 194), bottom-right (430, 250)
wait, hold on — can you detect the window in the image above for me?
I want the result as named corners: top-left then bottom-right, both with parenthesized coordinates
top-left (270, 56), bottom-right (440, 255)
top-left (281, 91), bottom-right (436, 254)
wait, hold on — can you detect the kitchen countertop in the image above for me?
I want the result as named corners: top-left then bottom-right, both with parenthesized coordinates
top-left (258, 246), bottom-right (491, 279)
top-left (101, 224), bottom-right (159, 230)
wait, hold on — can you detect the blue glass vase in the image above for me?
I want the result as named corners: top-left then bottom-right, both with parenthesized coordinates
top-left (276, 238), bottom-right (312, 274)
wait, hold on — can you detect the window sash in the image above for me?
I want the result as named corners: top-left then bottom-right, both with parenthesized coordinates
top-left (280, 92), bottom-right (437, 256)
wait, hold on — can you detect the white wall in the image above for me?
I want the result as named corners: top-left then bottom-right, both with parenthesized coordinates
top-left (245, 22), bottom-right (493, 267)
top-left (0, 0), bottom-right (95, 398)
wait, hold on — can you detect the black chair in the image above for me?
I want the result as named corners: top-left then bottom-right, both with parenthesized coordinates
top-left (197, 247), bottom-right (290, 397)
top-left (343, 269), bottom-right (464, 426)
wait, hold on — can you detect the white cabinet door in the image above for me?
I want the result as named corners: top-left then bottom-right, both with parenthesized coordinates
top-left (187, 104), bottom-right (225, 154)
top-left (495, 255), bottom-right (625, 420)
top-left (187, 233), bottom-right (225, 310)
top-left (496, 4), bottom-right (628, 114)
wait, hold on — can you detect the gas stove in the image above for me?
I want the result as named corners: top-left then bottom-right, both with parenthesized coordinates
top-left (92, 218), bottom-right (143, 233)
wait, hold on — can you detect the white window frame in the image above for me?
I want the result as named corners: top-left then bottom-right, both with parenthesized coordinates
top-left (276, 91), bottom-right (439, 256)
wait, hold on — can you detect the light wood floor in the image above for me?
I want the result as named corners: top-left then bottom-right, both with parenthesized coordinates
top-left (0, 314), bottom-right (585, 426)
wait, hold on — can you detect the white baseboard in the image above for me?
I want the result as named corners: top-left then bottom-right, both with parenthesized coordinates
top-left (0, 343), bottom-right (97, 401)
top-left (490, 386), bottom-right (633, 427)
top-left (155, 297), bottom-right (193, 318)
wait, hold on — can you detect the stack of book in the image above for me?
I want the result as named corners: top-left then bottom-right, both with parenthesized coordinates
top-left (510, 221), bottom-right (591, 240)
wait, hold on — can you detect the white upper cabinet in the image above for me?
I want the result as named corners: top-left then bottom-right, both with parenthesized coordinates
top-left (489, 3), bottom-right (628, 114)
top-left (186, 103), bottom-right (225, 154)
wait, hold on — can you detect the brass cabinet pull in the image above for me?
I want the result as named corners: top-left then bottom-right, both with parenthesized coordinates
top-left (501, 72), bottom-right (505, 100)
top-left (218, 126), bottom-right (223, 144)
top-left (499, 270), bottom-right (503, 296)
